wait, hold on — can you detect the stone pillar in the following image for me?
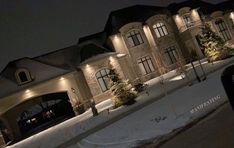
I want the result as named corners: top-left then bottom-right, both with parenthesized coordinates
top-left (72, 70), bottom-right (93, 109)
top-left (0, 131), bottom-right (5, 146)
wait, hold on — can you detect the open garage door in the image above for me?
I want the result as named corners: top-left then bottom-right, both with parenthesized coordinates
top-left (16, 92), bottom-right (75, 139)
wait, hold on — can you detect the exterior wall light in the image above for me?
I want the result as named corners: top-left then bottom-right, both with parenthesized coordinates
top-left (116, 53), bottom-right (126, 58)
top-left (231, 12), bottom-right (234, 23)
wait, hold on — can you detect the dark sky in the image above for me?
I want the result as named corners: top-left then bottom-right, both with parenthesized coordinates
top-left (0, 0), bottom-right (225, 70)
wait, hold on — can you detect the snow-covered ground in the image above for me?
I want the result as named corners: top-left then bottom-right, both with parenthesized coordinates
top-left (76, 61), bottom-right (229, 148)
top-left (6, 57), bottom-right (234, 148)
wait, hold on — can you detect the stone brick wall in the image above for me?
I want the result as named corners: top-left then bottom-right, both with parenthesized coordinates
top-left (80, 54), bottom-right (125, 103)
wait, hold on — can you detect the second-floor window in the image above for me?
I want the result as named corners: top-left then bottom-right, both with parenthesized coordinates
top-left (183, 14), bottom-right (194, 28)
top-left (96, 69), bottom-right (111, 92)
top-left (137, 56), bottom-right (155, 75)
top-left (164, 46), bottom-right (178, 65)
top-left (127, 30), bottom-right (144, 47)
top-left (215, 19), bottom-right (231, 41)
top-left (153, 22), bottom-right (169, 38)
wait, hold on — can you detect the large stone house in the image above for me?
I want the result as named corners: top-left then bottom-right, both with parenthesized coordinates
top-left (0, 0), bottom-right (233, 144)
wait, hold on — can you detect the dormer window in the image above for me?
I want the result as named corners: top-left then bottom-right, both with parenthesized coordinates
top-left (15, 69), bottom-right (33, 85)
top-left (183, 14), bottom-right (194, 28)
top-left (126, 30), bottom-right (144, 47)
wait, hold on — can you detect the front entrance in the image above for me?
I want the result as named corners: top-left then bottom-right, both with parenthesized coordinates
top-left (16, 92), bottom-right (75, 139)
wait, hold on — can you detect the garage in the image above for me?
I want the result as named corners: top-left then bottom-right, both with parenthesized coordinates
top-left (1, 92), bottom-right (75, 144)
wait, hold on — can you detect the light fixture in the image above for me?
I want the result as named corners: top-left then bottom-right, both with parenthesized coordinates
top-left (116, 53), bottom-right (126, 58)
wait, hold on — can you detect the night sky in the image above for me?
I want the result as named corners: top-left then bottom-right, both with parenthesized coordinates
top-left (0, 0), bottom-right (225, 70)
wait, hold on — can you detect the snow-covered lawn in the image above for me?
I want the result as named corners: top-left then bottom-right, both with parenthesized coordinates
top-left (6, 57), bottom-right (234, 148)
top-left (76, 60), bottom-right (229, 148)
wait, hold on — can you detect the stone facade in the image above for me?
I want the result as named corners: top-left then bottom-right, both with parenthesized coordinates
top-left (0, 0), bottom-right (233, 144)
top-left (80, 54), bottom-right (126, 103)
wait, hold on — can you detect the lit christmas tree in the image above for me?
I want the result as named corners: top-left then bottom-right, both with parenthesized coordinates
top-left (108, 65), bottom-right (137, 108)
top-left (197, 23), bottom-right (231, 62)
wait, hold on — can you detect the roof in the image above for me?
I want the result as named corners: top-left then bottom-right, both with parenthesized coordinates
top-left (78, 31), bottom-right (107, 46)
top-left (104, 5), bottom-right (169, 35)
top-left (35, 45), bottom-right (81, 70)
top-left (78, 43), bottom-right (113, 63)
top-left (0, 58), bottom-right (69, 98)
top-left (35, 43), bottom-right (112, 69)
top-left (0, 43), bottom-right (113, 99)
top-left (167, 0), bottom-right (216, 15)
top-left (167, 0), bottom-right (234, 15)
top-left (215, 0), bottom-right (234, 12)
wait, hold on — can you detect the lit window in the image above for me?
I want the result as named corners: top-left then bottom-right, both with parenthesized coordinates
top-left (215, 19), bottom-right (231, 41)
top-left (15, 69), bottom-right (32, 85)
top-left (126, 30), bottom-right (144, 47)
top-left (96, 69), bottom-right (111, 92)
top-left (183, 14), bottom-right (194, 28)
top-left (164, 46), bottom-right (178, 65)
top-left (153, 22), bottom-right (169, 38)
top-left (137, 56), bottom-right (155, 75)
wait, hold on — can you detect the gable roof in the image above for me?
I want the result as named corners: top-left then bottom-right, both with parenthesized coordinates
top-left (104, 5), bottom-right (168, 35)
top-left (0, 58), bottom-right (69, 98)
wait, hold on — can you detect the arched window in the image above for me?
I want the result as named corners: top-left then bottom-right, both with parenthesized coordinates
top-left (15, 69), bottom-right (32, 85)
top-left (126, 30), bottom-right (144, 47)
top-left (96, 69), bottom-right (111, 92)
top-left (215, 19), bottom-right (231, 41)
top-left (18, 71), bottom-right (28, 83)
top-left (183, 14), bottom-right (194, 28)
top-left (153, 22), bottom-right (169, 38)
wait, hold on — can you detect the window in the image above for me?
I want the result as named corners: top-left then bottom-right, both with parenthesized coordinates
top-left (164, 46), bottom-right (178, 65)
top-left (153, 22), bottom-right (169, 38)
top-left (183, 14), bottom-right (194, 28)
top-left (15, 69), bottom-right (32, 84)
top-left (18, 71), bottom-right (28, 83)
top-left (215, 19), bottom-right (231, 41)
top-left (126, 30), bottom-right (144, 47)
top-left (137, 56), bottom-right (155, 75)
top-left (96, 69), bottom-right (111, 92)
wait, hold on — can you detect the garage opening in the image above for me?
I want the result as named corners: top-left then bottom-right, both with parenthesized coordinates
top-left (0, 120), bottom-right (11, 146)
top-left (16, 92), bottom-right (75, 139)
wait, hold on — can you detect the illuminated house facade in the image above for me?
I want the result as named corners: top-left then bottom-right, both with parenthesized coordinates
top-left (0, 0), bottom-right (233, 144)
